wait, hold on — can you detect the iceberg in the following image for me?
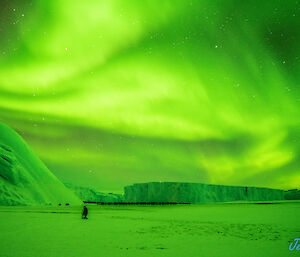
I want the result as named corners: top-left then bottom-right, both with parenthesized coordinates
top-left (124, 182), bottom-right (285, 203)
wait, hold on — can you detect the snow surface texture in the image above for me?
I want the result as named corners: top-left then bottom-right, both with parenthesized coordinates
top-left (0, 122), bottom-right (82, 206)
top-left (64, 183), bottom-right (124, 203)
top-left (124, 182), bottom-right (285, 203)
top-left (0, 202), bottom-right (299, 257)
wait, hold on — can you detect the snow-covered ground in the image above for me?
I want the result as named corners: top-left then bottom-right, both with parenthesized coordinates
top-left (0, 201), bottom-right (299, 257)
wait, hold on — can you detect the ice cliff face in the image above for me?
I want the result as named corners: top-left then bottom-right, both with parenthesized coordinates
top-left (124, 182), bottom-right (285, 203)
top-left (0, 122), bottom-right (82, 206)
top-left (64, 183), bottom-right (124, 203)
top-left (284, 189), bottom-right (300, 200)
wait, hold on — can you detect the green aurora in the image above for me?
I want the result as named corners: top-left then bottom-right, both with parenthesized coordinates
top-left (0, 0), bottom-right (299, 191)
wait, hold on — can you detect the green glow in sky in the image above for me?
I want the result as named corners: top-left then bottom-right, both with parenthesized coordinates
top-left (0, 0), bottom-right (299, 191)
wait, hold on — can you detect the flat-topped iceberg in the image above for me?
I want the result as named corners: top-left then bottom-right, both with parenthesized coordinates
top-left (124, 182), bottom-right (284, 203)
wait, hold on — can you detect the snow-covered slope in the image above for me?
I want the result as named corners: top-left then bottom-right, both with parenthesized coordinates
top-left (0, 122), bottom-right (82, 206)
top-left (64, 183), bottom-right (124, 203)
top-left (124, 182), bottom-right (285, 203)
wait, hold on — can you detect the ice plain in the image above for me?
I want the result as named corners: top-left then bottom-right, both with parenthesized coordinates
top-left (0, 201), bottom-right (299, 257)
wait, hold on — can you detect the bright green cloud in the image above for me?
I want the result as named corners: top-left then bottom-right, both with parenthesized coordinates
top-left (0, 0), bottom-right (299, 191)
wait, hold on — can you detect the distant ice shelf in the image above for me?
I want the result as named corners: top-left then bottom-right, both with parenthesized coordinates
top-left (124, 182), bottom-right (285, 203)
top-left (284, 189), bottom-right (300, 200)
top-left (64, 183), bottom-right (124, 203)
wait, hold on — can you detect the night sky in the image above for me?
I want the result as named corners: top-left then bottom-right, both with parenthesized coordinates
top-left (0, 0), bottom-right (299, 192)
